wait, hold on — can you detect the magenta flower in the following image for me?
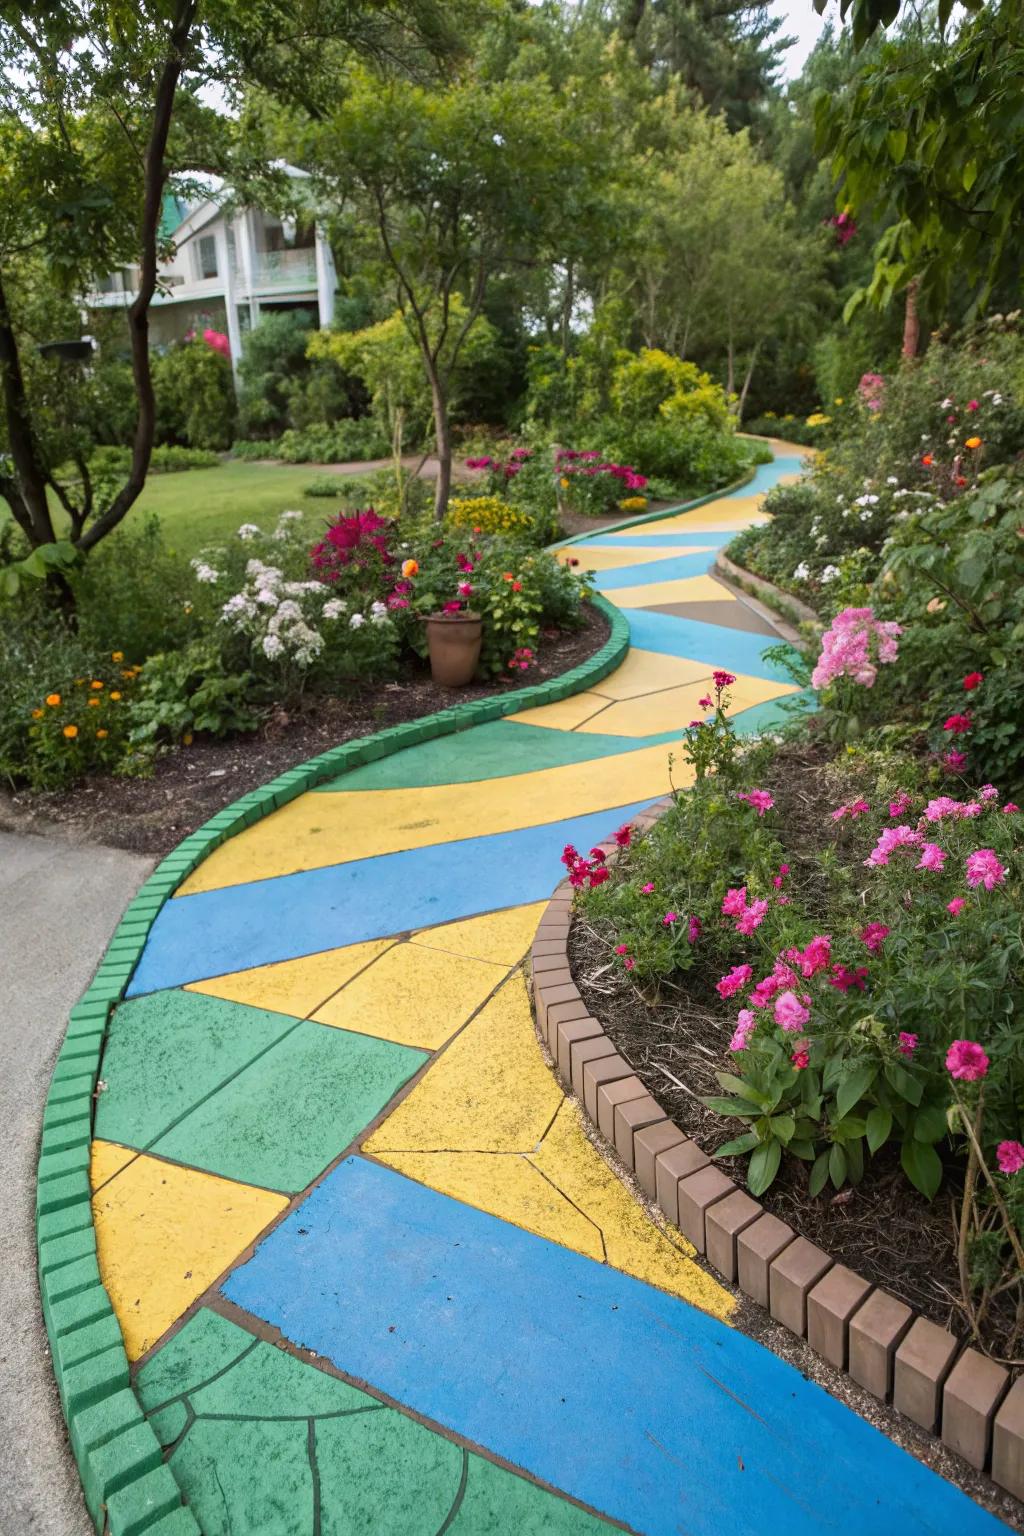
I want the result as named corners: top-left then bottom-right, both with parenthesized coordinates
top-left (713, 670), bottom-right (737, 691)
top-left (916, 842), bottom-right (946, 872)
top-left (948, 896), bottom-right (966, 915)
top-left (662, 911), bottom-right (678, 926)
top-left (898, 1031), bottom-right (918, 1057)
top-left (944, 713), bottom-right (972, 735)
top-left (624, 956), bottom-right (635, 970)
top-left (721, 887), bottom-right (747, 917)
top-left (829, 964), bottom-right (868, 992)
top-left (864, 825), bottom-right (922, 868)
top-left (965, 849), bottom-right (1007, 890)
top-left (996, 1141), bottom-right (1024, 1175)
top-left (946, 1039), bottom-right (989, 1081)
top-left (735, 900), bottom-right (769, 935)
top-left (979, 785), bottom-right (999, 801)
top-left (811, 606), bottom-right (901, 690)
top-left (687, 915), bottom-right (701, 944)
top-left (640, 881), bottom-right (655, 894)
top-left (737, 789), bottom-right (774, 816)
top-left (785, 934), bottom-right (832, 978)
top-left (698, 695), bottom-right (714, 710)
top-left (889, 792), bottom-right (912, 817)
top-left (860, 922), bottom-right (890, 954)
top-left (729, 1009), bottom-right (757, 1053)
top-left (716, 963), bottom-right (753, 1000)
top-left (774, 990), bottom-right (810, 1031)
top-left (791, 1046), bottom-right (811, 1070)
top-left (588, 865), bottom-right (610, 887)
top-left (614, 824), bottom-right (632, 848)
top-left (614, 943), bottom-right (628, 955)
top-left (1004, 803), bottom-right (1020, 814)
top-left (942, 750), bottom-right (968, 772)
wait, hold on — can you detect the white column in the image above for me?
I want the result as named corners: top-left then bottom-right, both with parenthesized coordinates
top-left (243, 210), bottom-right (260, 327)
top-left (314, 223), bottom-right (336, 328)
top-left (216, 222), bottom-right (242, 387)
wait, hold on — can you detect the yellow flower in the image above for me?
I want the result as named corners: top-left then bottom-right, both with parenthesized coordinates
top-left (559, 476), bottom-right (569, 488)
top-left (401, 559), bottom-right (419, 578)
top-left (31, 708), bottom-right (44, 719)
top-left (90, 679), bottom-right (103, 691)
top-left (87, 698), bottom-right (100, 708)
top-left (183, 732), bottom-right (194, 747)
top-left (111, 651), bottom-right (124, 662)
top-left (834, 397), bottom-right (844, 405)
top-left (63, 724), bottom-right (78, 739)
top-left (806, 413), bottom-right (831, 427)
top-left (45, 693), bottom-right (61, 707)
top-left (121, 669), bottom-right (134, 680)
top-left (965, 435), bottom-right (982, 449)
top-left (96, 728), bottom-right (108, 739)
top-left (109, 691), bottom-right (122, 701)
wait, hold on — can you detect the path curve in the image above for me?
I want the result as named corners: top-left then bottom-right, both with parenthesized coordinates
top-left (45, 444), bottom-right (1010, 1535)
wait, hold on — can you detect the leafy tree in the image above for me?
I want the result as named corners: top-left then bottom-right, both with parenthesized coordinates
top-left (304, 66), bottom-right (609, 517)
top-left (0, 0), bottom-right (466, 586)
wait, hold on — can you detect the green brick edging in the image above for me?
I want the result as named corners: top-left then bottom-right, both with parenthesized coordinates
top-left (35, 590), bottom-right (632, 1534)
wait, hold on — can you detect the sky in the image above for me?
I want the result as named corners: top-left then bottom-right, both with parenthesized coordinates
top-left (772, 0), bottom-right (835, 78)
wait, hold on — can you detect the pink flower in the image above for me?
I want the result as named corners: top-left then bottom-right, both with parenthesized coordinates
top-left (614, 824), bottom-right (632, 848)
top-left (864, 825), bottom-right (922, 867)
top-left (925, 796), bottom-right (974, 822)
top-left (749, 961), bottom-right (798, 1009)
top-left (811, 606), bottom-right (901, 690)
top-left (996, 1141), bottom-right (1024, 1175)
top-left (729, 1009), bottom-right (757, 1053)
top-left (946, 1039), bottom-right (990, 1081)
top-left (713, 670), bottom-right (736, 691)
top-left (442, 600), bottom-right (462, 613)
top-left (785, 934), bottom-right (832, 978)
top-left (860, 922), bottom-right (890, 954)
top-left (624, 956), bottom-right (635, 970)
top-left (777, 894), bottom-right (791, 905)
top-left (774, 990), bottom-right (810, 1031)
top-left (687, 916), bottom-right (701, 944)
top-left (889, 792), bottom-right (912, 817)
top-left (947, 896), bottom-right (966, 915)
top-left (640, 882), bottom-right (655, 894)
top-left (979, 785), bottom-right (999, 802)
top-left (942, 750), bottom-right (968, 772)
top-left (791, 1047), bottom-right (811, 1070)
top-left (1004, 803), bottom-right (1019, 815)
top-left (721, 887), bottom-right (747, 917)
top-left (962, 671), bottom-right (983, 691)
top-left (662, 911), bottom-right (678, 926)
top-left (735, 899), bottom-right (769, 935)
top-left (588, 865), bottom-right (610, 887)
top-left (965, 849), bottom-right (1007, 890)
top-left (737, 789), bottom-right (774, 816)
top-left (457, 581), bottom-right (474, 596)
top-left (829, 964), bottom-right (869, 992)
top-left (589, 847), bottom-right (607, 864)
top-left (898, 1031), bottom-right (918, 1057)
top-left (916, 842), bottom-right (946, 872)
top-left (614, 943), bottom-right (628, 955)
top-left (944, 713), bottom-right (972, 734)
top-left (698, 695), bottom-right (714, 710)
top-left (967, 399), bottom-right (980, 412)
top-left (717, 963), bottom-right (753, 1000)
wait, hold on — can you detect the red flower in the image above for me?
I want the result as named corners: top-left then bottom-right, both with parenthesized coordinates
top-left (512, 581), bottom-right (522, 592)
top-left (588, 865), bottom-right (610, 887)
top-left (922, 453), bottom-right (934, 467)
top-left (614, 824), bottom-right (632, 847)
top-left (944, 713), bottom-right (972, 734)
top-left (962, 672), bottom-right (983, 691)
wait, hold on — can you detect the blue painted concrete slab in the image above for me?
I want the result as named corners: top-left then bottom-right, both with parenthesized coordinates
top-left (223, 1156), bottom-right (1007, 1536)
top-left (127, 799), bottom-right (655, 995)
top-left (621, 607), bottom-right (796, 681)
top-left (594, 551), bottom-right (725, 590)
top-left (725, 455), bottom-right (805, 496)
top-left (579, 532), bottom-right (732, 550)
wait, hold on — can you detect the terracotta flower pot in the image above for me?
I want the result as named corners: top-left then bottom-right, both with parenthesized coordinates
top-left (424, 611), bottom-right (483, 687)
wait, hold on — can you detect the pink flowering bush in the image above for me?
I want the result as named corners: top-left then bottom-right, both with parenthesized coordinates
top-left (811, 606), bottom-right (902, 691)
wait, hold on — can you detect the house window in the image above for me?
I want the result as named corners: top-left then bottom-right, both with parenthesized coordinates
top-left (194, 234), bottom-right (218, 280)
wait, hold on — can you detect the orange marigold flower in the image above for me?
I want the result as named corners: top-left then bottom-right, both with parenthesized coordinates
top-left (90, 679), bottom-right (103, 690)
top-left (87, 698), bottom-right (100, 707)
top-left (921, 454), bottom-right (934, 466)
top-left (401, 559), bottom-right (419, 578)
top-left (111, 651), bottom-right (124, 662)
top-left (63, 724), bottom-right (78, 739)
top-left (45, 692), bottom-right (61, 707)
top-left (502, 571), bottom-right (514, 582)
top-left (96, 728), bottom-right (108, 739)
top-left (109, 691), bottom-right (122, 701)
top-left (965, 435), bottom-right (982, 449)
top-left (31, 708), bottom-right (44, 719)
top-left (121, 669), bottom-right (134, 679)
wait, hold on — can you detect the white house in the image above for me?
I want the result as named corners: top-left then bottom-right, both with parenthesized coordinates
top-left (87, 165), bottom-right (337, 381)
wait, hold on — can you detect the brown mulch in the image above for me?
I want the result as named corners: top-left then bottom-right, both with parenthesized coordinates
top-left (0, 605), bottom-right (609, 858)
top-left (570, 734), bottom-right (1020, 1366)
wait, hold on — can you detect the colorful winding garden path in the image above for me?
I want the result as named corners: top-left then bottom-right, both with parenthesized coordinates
top-left (74, 447), bottom-right (1010, 1535)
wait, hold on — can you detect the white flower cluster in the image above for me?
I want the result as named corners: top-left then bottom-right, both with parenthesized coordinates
top-left (792, 561), bottom-right (810, 581)
top-left (348, 600), bottom-right (390, 630)
top-left (190, 559), bottom-right (221, 584)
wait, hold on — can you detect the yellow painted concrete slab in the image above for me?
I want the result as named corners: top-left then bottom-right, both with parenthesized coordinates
top-left (555, 544), bottom-right (715, 572)
top-left (506, 690), bottom-right (612, 731)
top-left (90, 1138), bottom-right (137, 1192)
top-left (91, 1145), bottom-right (288, 1359)
top-left (577, 673), bottom-right (799, 737)
top-left (177, 744), bottom-right (676, 894)
top-left (364, 972), bottom-right (561, 1154)
top-left (186, 937), bottom-right (395, 1018)
top-left (628, 500), bottom-right (770, 535)
top-left (313, 941), bottom-right (508, 1050)
top-left (603, 573), bottom-right (738, 610)
top-left (527, 1101), bottom-right (732, 1318)
top-left (410, 902), bottom-right (548, 967)
top-left (586, 648), bottom-right (716, 702)
top-left (378, 1150), bottom-right (605, 1262)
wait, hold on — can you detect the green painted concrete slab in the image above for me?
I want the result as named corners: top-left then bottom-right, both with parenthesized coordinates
top-left (136, 1310), bottom-right (609, 1536)
top-left (150, 1021), bottom-right (426, 1193)
top-left (314, 718), bottom-right (681, 791)
top-left (95, 990), bottom-right (302, 1154)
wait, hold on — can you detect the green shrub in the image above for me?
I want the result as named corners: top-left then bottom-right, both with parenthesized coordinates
top-left (129, 642), bottom-right (261, 747)
top-left (275, 419), bottom-right (390, 463)
top-left (89, 444), bottom-right (220, 476)
top-left (72, 516), bottom-right (215, 664)
top-left (303, 475), bottom-right (344, 498)
top-left (153, 339), bottom-right (236, 450)
top-left (236, 310), bottom-right (315, 439)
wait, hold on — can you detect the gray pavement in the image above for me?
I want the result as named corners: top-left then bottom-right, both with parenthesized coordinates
top-left (0, 831), bottom-right (154, 1536)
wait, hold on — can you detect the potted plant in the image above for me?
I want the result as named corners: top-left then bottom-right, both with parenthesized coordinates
top-left (424, 600), bottom-right (483, 686)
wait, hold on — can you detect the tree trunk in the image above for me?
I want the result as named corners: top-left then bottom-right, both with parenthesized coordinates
top-left (726, 334), bottom-right (735, 398)
top-left (0, 268), bottom-right (56, 549)
top-left (560, 260), bottom-right (575, 357)
top-left (737, 342), bottom-right (761, 422)
top-left (902, 277), bottom-right (920, 360)
top-left (430, 373), bottom-right (452, 521)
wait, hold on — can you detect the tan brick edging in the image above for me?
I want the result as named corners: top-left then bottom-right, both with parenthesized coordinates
top-left (528, 797), bottom-right (1024, 1505)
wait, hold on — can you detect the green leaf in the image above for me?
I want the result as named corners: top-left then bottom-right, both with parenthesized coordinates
top-left (703, 1096), bottom-right (757, 1119)
top-left (836, 1063), bottom-right (877, 1120)
top-left (747, 1138), bottom-right (782, 1197)
top-left (788, 1138), bottom-right (816, 1161)
top-left (912, 1103), bottom-right (948, 1143)
top-left (962, 158), bottom-right (978, 192)
top-left (770, 1113), bottom-right (795, 1144)
top-left (901, 1138), bottom-right (943, 1200)
top-left (809, 1150), bottom-right (830, 1198)
top-left (829, 1142), bottom-right (848, 1188)
top-left (866, 1104), bottom-right (892, 1154)
top-left (715, 1071), bottom-right (768, 1108)
top-left (884, 1062), bottom-right (923, 1106)
top-left (887, 128), bottom-right (907, 163)
top-left (714, 1132), bottom-right (760, 1158)
top-left (845, 1136), bottom-right (865, 1185)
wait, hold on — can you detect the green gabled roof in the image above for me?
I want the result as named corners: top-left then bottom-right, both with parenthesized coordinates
top-left (159, 192), bottom-right (187, 239)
